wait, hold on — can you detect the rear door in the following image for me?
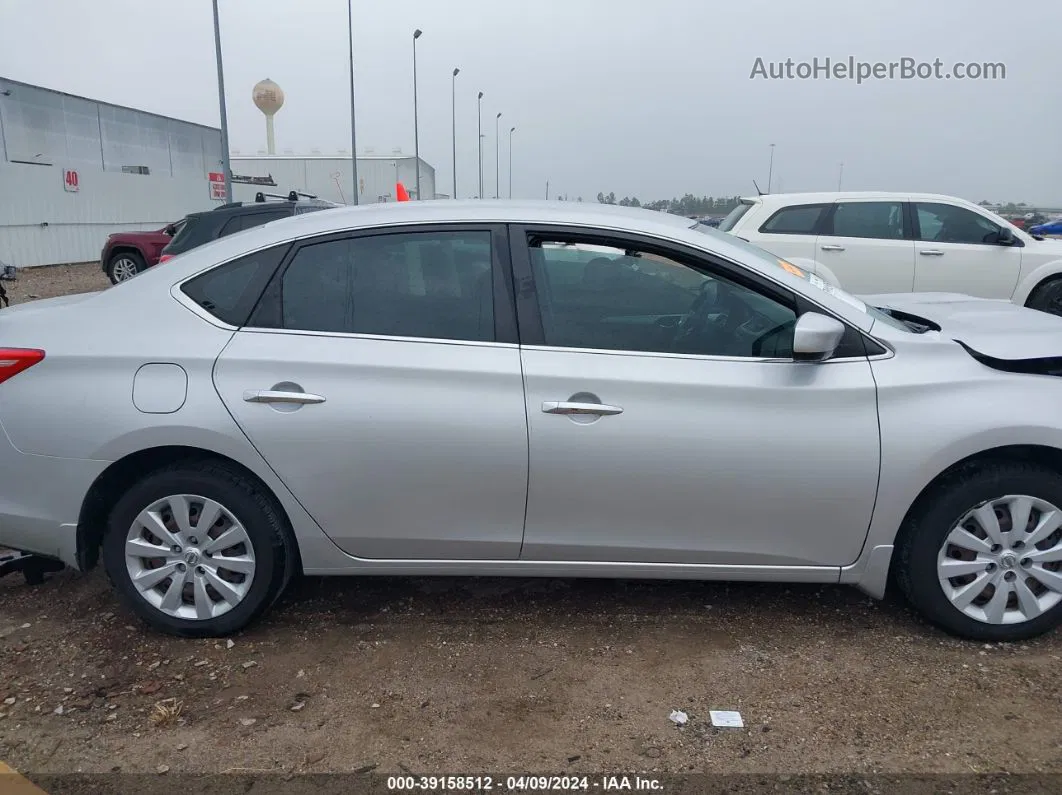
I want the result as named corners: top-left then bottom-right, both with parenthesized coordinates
top-left (814, 199), bottom-right (915, 293)
top-left (212, 224), bottom-right (530, 559)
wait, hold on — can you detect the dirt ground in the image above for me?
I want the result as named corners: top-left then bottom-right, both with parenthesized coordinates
top-left (2, 265), bottom-right (1062, 786)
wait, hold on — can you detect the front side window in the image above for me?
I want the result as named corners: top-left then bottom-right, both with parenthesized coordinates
top-left (253, 230), bottom-right (495, 342)
top-left (826, 201), bottom-right (905, 239)
top-left (916, 202), bottom-right (1002, 245)
top-left (528, 238), bottom-right (797, 358)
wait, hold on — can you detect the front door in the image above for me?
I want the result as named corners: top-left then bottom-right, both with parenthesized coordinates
top-left (213, 226), bottom-right (529, 559)
top-left (912, 202), bottom-right (1023, 298)
top-left (513, 229), bottom-right (881, 567)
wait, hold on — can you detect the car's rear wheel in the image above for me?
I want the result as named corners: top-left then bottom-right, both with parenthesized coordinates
top-left (102, 461), bottom-right (293, 637)
top-left (897, 461), bottom-right (1062, 641)
top-left (106, 252), bottom-right (145, 284)
top-left (1025, 278), bottom-right (1062, 316)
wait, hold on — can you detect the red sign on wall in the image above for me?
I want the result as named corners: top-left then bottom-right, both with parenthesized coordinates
top-left (208, 171), bottom-right (226, 201)
top-left (63, 169), bottom-right (80, 192)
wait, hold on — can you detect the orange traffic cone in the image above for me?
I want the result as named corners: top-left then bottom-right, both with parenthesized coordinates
top-left (396, 182), bottom-right (410, 202)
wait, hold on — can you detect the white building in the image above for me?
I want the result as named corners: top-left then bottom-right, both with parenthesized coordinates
top-left (229, 153), bottom-right (439, 206)
top-left (0, 77), bottom-right (224, 267)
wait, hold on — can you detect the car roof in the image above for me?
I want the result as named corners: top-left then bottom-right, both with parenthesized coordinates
top-left (737, 191), bottom-right (988, 210)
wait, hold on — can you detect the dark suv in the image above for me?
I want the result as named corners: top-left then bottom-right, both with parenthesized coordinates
top-left (159, 191), bottom-right (338, 264)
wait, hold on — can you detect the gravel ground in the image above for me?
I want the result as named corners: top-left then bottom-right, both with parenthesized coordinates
top-left (2, 264), bottom-right (1062, 787)
top-left (4, 262), bottom-right (110, 306)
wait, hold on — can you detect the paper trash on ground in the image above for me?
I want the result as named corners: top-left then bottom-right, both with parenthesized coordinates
top-left (668, 709), bottom-right (688, 726)
top-left (709, 710), bottom-right (744, 728)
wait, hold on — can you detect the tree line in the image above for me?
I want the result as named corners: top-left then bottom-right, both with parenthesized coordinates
top-left (551, 192), bottom-right (745, 217)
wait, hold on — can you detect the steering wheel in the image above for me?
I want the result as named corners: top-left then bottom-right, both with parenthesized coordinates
top-left (673, 280), bottom-right (751, 353)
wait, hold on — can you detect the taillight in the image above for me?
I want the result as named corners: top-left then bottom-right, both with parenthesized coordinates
top-left (0, 349), bottom-right (45, 385)
top-left (158, 254), bottom-right (174, 263)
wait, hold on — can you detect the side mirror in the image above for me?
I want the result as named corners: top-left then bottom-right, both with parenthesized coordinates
top-left (997, 227), bottom-right (1015, 246)
top-left (792, 312), bottom-right (845, 362)
top-left (163, 224), bottom-right (176, 236)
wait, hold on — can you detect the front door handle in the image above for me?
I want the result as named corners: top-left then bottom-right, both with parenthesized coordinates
top-left (920, 249), bottom-right (945, 256)
top-left (542, 401), bottom-right (623, 416)
top-left (243, 389), bottom-right (326, 405)
top-left (820, 244), bottom-right (845, 252)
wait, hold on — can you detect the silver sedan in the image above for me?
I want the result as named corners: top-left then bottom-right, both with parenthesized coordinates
top-left (2, 201), bottom-right (1061, 641)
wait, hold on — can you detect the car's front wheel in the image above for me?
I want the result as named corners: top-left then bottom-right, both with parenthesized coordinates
top-left (102, 461), bottom-right (294, 637)
top-left (1025, 278), bottom-right (1062, 316)
top-left (897, 461), bottom-right (1062, 641)
top-left (106, 251), bottom-right (145, 284)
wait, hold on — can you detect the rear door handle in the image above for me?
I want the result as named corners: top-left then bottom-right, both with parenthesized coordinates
top-left (243, 389), bottom-right (327, 405)
top-left (920, 249), bottom-right (945, 256)
top-left (542, 401), bottom-right (623, 416)
top-left (820, 244), bottom-right (845, 252)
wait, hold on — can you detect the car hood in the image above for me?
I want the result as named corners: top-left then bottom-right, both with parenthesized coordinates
top-left (110, 230), bottom-right (165, 240)
top-left (860, 292), bottom-right (1062, 361)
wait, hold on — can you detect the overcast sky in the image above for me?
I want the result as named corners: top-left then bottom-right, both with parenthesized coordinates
top-left (2, 0), bottom-right (1059, 204)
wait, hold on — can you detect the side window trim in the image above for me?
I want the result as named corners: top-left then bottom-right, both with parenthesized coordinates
top-left (245, 223), bottom-right (518, 344)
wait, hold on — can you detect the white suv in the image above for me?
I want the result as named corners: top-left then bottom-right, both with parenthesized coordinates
top-left (720, 192), bottom-right (1062, 313)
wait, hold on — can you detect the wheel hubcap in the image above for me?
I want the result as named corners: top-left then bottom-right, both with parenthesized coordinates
top-left (937, 494), bottom-right (1062, 625)
top-left (124, 494), bottom-right (256, 621)
top-left (112, 258), bottom-right (137, 281)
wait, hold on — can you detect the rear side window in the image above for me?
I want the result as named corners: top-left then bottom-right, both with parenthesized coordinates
top-left (825, 201), bottom-right (905, 240)
top-left (180, 245), bottom-right (288, 326)
top-left (163, 215), bottom-right (211, 255)
top-left (250, 230), bottom-right (495, 342)
top-left (240, 209), bottom-right (291, 231)
top-left (758, 204), bottom-right (828, 235)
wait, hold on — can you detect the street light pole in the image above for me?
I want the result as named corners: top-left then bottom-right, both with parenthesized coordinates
top-left (412, 29), bottom-right (423, 200)
top-left (508, 126), bottom-right (515, 199)
top-left (211, 0), bottom-right (232, 203)
top-left (495, 112), bottom-right (502, 199)
top-left (346, 0), bottom-right (359, 204)
top-left (837, 162), bottom-right (844, 191)
top-left (767, 143), bottom-right (776, 194)
top-left (451, 67), bottom-right (459, 199)
top-left (477, 91), bottom-right (484, 199)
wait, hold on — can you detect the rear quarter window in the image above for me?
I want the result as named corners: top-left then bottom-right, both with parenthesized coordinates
top-left (758, 204), bottom-right (829, 235)
top-left (180, 244), bottom-right (288, 326)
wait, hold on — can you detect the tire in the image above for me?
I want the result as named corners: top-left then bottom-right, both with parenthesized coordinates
top-left (896, 460), bottom-right (1062, 642)
top-left (106, 251), bottom-right (145, 284)
top-left (102, 460), bottom-right (294, 637)
top-left (1025, 278), bottom-right (1062, 317)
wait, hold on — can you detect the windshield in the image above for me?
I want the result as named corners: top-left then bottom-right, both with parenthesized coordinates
top-left (690, 222), bottom-right (914, 332)
top-left (716, 201), bottom-right (754, 232)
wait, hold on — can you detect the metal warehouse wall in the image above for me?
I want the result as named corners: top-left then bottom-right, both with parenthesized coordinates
top-left (0, 77), bottom-right (223, 267)
top-left (230, 156), bottom-right (438, 206)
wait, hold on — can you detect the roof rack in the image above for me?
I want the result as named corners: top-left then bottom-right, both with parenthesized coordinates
top-left (254, 190), bottom-right (319, 203)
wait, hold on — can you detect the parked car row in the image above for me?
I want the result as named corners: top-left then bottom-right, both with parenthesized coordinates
top-left (720, 192), bottom-right (1062, 316)
top-left (6, 200), bottom-right (1062, 643)
top-left (100, 191), bottom-right (338, 284)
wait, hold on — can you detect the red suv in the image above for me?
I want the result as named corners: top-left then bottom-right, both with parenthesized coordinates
top-left (100, 221), bottom-right (184, 284)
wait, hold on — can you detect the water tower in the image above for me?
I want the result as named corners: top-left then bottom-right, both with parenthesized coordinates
top-left (252, 78), bottom-right (285, 155)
